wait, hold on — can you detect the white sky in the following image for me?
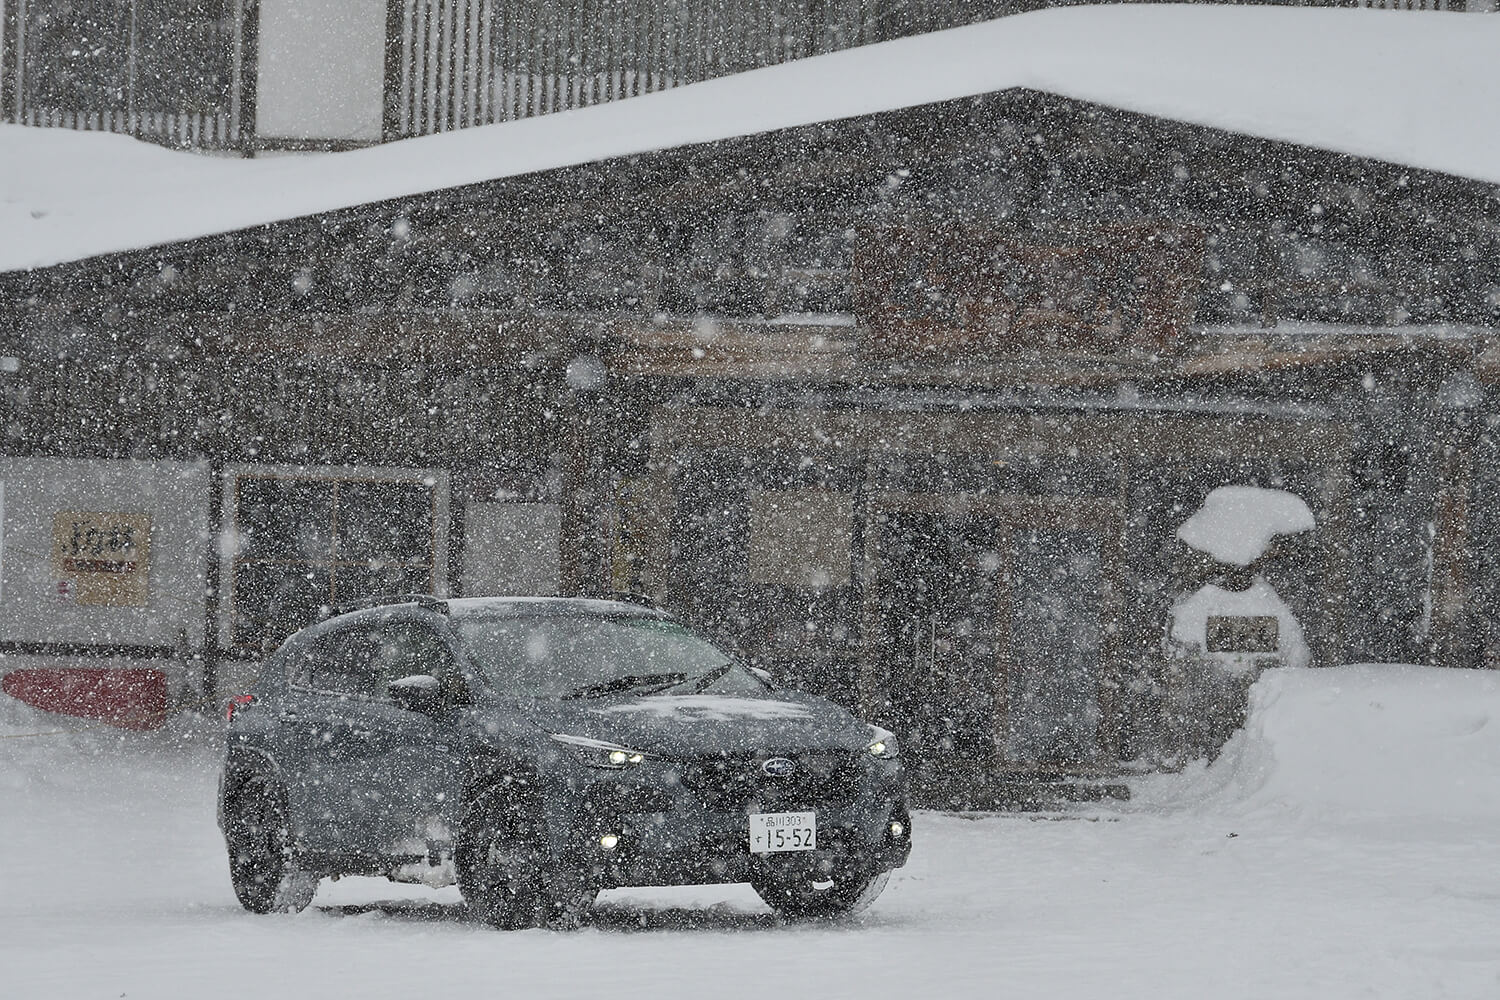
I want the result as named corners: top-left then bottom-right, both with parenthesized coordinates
top-left (2, 5), bottom-right (1497, 273)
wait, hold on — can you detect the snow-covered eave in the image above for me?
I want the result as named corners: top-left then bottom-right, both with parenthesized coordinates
top-left (3, 5), bottom-right (1497, 275)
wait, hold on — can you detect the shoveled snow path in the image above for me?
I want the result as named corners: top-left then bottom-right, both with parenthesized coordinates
top-left (1, 688), bottom-right (1497, 999)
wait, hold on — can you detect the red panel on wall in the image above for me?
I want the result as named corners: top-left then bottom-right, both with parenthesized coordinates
top-left (1, 668), bottom-right (168, 731)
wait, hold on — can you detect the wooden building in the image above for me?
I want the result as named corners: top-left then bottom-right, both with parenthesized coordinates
top-left (3, 86), bottom-right (1498, 800)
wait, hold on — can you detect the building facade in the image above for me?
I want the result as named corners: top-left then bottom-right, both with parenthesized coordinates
top-left (2, 88), bottom-right (1498, 801)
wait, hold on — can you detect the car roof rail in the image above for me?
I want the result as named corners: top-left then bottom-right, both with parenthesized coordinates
top-left (326, 593), bottom-right (450, 617)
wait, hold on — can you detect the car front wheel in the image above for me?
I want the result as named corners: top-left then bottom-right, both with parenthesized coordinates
top-left (224, 774), bottom-right (318, 914)
top-left (455, 791), bottom-right (594, 930)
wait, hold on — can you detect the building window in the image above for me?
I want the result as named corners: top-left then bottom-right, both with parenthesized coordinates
top-left (229, 472), bottom-right (438, 650)
top-left (747, 490), bottom-right (853, 589)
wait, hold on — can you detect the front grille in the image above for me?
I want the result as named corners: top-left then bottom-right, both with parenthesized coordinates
top-left (582, 782), bottom-right (675, 817)
top-left (677, 749), bottom-right (862, 813)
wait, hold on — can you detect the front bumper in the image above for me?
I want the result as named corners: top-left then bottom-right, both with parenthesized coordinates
top-left (549, 753), bottom-right (912, 889)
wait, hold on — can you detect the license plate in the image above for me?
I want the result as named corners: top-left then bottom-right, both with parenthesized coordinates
top-left (748, 811), bottom-right (816, 854)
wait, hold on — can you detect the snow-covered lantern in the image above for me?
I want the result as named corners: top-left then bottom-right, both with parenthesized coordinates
top-left (1162, 486), bottom-right (1315, 760)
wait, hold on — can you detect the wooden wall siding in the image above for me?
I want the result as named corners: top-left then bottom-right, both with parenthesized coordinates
top-left (15, 108), bottom-right (236, 147)
top-left (3, 2), bottom-right (1469, 150)
top-left (0, 356), bottom-right (560, 471)
top-left (1, 0), bottom-right (242, 148)
top-left (382, 0), bottom-right (1456, 139)
top-left (383, 0), bottom-right (1019, 137)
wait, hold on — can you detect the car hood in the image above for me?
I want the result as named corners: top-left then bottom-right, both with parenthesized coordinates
top-left (510, 690), bottom-right (872, 758)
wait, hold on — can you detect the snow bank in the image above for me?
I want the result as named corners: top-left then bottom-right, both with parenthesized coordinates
top-left (3, 6), bottom-right (1498, 272)
top-left (1177, 486), bottom-right (1315, 566)
top-left (1137, 664), bottom-right (1500, 826)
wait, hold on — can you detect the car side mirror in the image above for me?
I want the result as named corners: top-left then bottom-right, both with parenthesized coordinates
top-left (749, 666), bottom-right (775, 686)
top-left (388, 674), bottom-right (443, 714)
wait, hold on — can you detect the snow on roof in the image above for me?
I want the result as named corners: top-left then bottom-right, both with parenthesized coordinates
top-left (3, 6), bottom-right (1497, 274)
top-left (1177, 486), bottom-right (1316, 565)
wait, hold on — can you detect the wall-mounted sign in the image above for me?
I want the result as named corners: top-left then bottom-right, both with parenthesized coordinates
top-left (1205, 615), bottom-right (1280, 654)
top-left (851, 221), bottom-right (1203, 361)
top-left (51, 511), bottom-right (153, 606)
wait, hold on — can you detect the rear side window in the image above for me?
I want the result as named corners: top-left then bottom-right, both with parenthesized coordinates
top-left (368, 623), bottom-right (457, 686)
top-left (280, 639), bottom-right (316, 689)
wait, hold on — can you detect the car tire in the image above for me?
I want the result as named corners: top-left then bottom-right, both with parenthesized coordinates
top-left (750, 830), bottom-right (890, 920)
top-left (224, 774), bottom-right (319, 914)
top-left (455, 791), bottom-right (595, 930)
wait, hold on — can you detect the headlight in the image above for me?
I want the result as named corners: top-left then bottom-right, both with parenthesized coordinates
top-left (549, 733), bottom-right (650, 769)
top-left (865, 725), bottom-right (899, 760)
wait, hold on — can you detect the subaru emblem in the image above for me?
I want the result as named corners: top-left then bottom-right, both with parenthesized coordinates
top-left (761, 757), bottom-right (797, 778)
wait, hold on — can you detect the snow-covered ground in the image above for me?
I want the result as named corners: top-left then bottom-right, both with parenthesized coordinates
top-left (2, 664), bottom-right (1498, 999)
top-left (4, 6), bottom-right (1498, 273)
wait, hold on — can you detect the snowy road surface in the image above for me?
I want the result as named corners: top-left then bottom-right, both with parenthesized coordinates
top-left (3, 665), bottom-right (1498, 1000)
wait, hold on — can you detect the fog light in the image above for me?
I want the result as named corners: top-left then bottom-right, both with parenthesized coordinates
top-left (598, 833), bottom-right (621, 851)
top-left (889, 821), bottom-right (906, 838)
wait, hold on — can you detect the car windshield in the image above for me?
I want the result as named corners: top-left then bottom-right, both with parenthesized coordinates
top-left (455, 614), bottom-right (761, 699)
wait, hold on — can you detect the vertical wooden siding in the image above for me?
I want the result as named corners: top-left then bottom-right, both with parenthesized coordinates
top-left (383, 0), bottom-right (1014, 138)
top-left (1, 0), bottom-right (243, 149)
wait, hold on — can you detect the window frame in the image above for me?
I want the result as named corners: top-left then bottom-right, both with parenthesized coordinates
top-left (219, 463), bottom-right (450, 653)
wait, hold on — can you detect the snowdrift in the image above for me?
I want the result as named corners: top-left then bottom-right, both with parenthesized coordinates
top-left (1137, 664), bottom-right (1500, 826)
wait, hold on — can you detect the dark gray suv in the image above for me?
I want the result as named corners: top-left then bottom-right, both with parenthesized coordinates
top-left (218, 596), bottom-right (911, 928)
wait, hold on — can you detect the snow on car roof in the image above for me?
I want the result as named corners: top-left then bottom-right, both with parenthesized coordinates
top-left (3, 6), bottom-right (1497, 274)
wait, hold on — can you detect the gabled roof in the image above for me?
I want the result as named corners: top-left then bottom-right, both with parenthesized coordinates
top-left (3, 5), bottom-right (1496, 274)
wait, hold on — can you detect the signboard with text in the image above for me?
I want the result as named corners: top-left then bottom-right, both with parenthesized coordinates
top-left (51, 511), bottom-right (153, 606)
top-left (851, 221), bottom-right (1203, 361)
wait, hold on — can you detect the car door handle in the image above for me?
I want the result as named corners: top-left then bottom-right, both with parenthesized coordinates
top-left (350, 728), bottom-right (376, 739)
top-left (280, 711), bottom-right (301, 722)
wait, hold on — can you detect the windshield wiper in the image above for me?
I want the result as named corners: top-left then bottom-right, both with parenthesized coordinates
top-left (689, 662), bottom-right (735, 693)
top-left (561, 672), bottom-right (688, 700)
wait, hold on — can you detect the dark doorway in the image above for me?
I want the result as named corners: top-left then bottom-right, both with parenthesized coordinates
top-left (874, 510), bottom-right (1001, 770)
top-left (1001, 527), bottom-right (1105, 767)
top-left (867, 496), bottom-right (1120, 779)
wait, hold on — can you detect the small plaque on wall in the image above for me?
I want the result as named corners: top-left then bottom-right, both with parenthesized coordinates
top-left (1205, 615), bottom-right (1279, 654)
top-left (51, 512), bottom-right (152, 607)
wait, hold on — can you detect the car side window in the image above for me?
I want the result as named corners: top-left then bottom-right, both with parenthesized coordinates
top-left (307, 627), bottom-right (381, 697)
top-left (368, 622), bottom-right (457, 698)
top-left (281, 640), bottom-right (317, 688)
